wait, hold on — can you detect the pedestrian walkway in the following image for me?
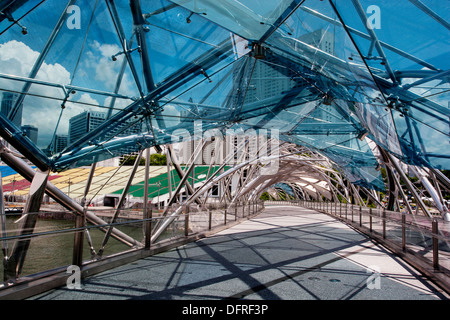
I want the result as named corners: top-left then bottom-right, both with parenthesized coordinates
top-left (31, 205), bottom-right (449, 300)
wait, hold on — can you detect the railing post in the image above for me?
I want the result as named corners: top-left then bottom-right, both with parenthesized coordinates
top-left (146, 208), bottom-right (152, 248)
top-left (345, 203), bottom-right (348, 220)
top-left (73, 214), bottom-right (84, 267)
top-left (382, 208), bottom-right (386, 239)
top-left (359, 206), bottom-right (362, 227)
top-left (369, 207), bottom-right (372, 232)
top-left (4, 169), bottom-right (49, 280)
top-left (185, 206), bottom-right (189, 237)
top-left (224, 207), bottom-right (227, 225)
top-left (235, 203), bottom-right (238, 221)
top-left (432, 218), bottom-right (439, 270)
top-left (208, 209), bottom-right (212, 230)
top-left (402, 212), bottom-right (406, 251)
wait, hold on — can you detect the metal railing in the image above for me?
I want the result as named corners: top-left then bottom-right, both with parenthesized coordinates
top-left (265, 200), bottom-right (450, 292)
top-left (0, 200), bottom-right (265, 296)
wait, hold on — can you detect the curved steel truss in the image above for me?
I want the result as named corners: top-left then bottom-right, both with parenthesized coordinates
top-left (0, 0), bottom-right (448, 292)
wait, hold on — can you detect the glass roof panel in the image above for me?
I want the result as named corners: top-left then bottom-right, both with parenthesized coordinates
top-left (169, 0), bottom-right (298, 41)
top-left (0, 0), bottom-right (448, 188)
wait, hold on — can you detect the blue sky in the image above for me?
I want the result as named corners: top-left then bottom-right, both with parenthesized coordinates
top-left (0, 0), bottom-right (448, 171)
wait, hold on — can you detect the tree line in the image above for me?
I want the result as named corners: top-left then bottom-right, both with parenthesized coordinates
top-left (119, 153), bottom-right (167, 166)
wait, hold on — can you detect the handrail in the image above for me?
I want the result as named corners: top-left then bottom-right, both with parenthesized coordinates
top-left (0, 200), bottom-right (265, 288)
top-left (265, 200), bottom-right (450, 293)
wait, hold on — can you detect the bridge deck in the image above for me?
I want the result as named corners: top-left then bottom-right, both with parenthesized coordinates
top-left (31, 205), bottom-right (448, 300)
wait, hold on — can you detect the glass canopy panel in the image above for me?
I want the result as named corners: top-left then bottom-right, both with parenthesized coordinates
top-left (284, 133), bottom-right (384, 191)
top-left (0, 0), bottom-right (144, 163)
top-left (330, 0), bottom-right (450, 149)
top-left (288, 101), bottom-right (360, 143)
top-left (169, 0), bottom-right (299, 41)
top-left (0, 0), bottom-right (448, 185)
top-left (237, 52), bottom-right (324, 131)
top-left (155, 63), bottom-right (238, 132)
top-left (267, 1), bottom-right (401, 166)
top-left (140, 0), bottom-right (234, 86)
top-left (392, 106), bottom-right (450, 170)
top-left (283, 98), bottom-right (383, 190)
top-left (324, 141), bottom-right (384, 192)
top-left (332, 0), bottom-right (450, 74)
top-left (264, 0), bottom-right (404, 161)
top-left (0, 1), bottom-right (71, 137)
top-left (53, 34), bottom-right (242, 170)
top-left (65, 0), bottom-right (142, 97)
top-left (0, 0), bottom-right (42, 35)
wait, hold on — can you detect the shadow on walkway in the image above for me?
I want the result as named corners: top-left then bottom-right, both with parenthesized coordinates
top-left (31, 206), bottom-right (448, 300)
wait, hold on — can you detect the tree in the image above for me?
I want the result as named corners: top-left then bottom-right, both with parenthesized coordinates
top-left (119, 153), bottom-right (167, 166)
top-left (120, 155), bottom-right (145, 166)
top-left (149, 153), bottom-right (167, 166)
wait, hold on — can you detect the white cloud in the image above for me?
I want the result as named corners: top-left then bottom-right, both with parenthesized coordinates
top-left (0, 40), bottom-right (126, 148)
top-left (81, 40), bottom-right (137, 95)
top-left (0, 40), bottom-right (71, 146)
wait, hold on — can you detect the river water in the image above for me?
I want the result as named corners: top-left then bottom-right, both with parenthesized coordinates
top-left (0, 216), bottom-right (154, 281)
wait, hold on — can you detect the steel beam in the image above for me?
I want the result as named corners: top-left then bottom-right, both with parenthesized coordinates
top-left (129, 0), bottom-right (156, 92)
top-left (106, 0), bottom-right (144, 97)
top-left (408, 0), bottom-right (450, 31)
top-left (154, 139), bottom-right (208, 229)
top-left (0, 146), bottom-right (140, 249)
top-left (410, 166), bottom-right (450, 221)
top-left (402, 69), bottom-right (450, 90)
top-left (350, 0), bottom-right (398, 85)
top-left (167, 145), bottom-right (202, 205)
top-left (73, 161), bottom-right (98, 265)
top-left (385, 151), bottom-right (432, 218)
top-left (300, 6), bottom-right (438, 71)
top-left (0, 73), bottom-right (133, 101)
top-left (143, 148), bottom-right (151, 248)
top-left (0, 172), bottom-right (7, 262)
top-left (7, 0), bottom-right (78, 122)
top-left (0, 115), bottom-right (50, 171)
top-left (98, 150), bottom-right (143, 256)
top-left (4, 169), bottom-right (48, 280)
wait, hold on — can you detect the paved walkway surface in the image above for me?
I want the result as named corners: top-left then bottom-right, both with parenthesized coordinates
top-left (31, 205), bottom-right (449, 300)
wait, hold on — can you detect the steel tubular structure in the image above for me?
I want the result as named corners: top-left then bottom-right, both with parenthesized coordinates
top-left (0, 0), bottom-right (448, 298)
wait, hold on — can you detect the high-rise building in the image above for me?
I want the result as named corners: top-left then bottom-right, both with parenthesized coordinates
top-left (21, 125), bottom-right (38, 144)
top-left (244, 28), bottom-right (335, 106)
top-left (68, 111), bottom-right (107, 144)
top-left (298, 28), bottom-right (335, 55)
top-left (68, 110), bottom-right (143, 145)
top-left (51, 134), bottom-right (68, 153)
top-left (1, 92), bottom-right (23, 128)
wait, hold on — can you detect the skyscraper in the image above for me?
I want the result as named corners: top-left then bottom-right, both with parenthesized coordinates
top-left (298, 28), bottom-right (335, 55)
top-left (68, 111), bottom-right (107, 144)
top-left (1, 92), bottom-right (23, 128)
top-left (51, 134), bottom-right (68, 153)
top-left (21, 125), bottom-right (38, 144)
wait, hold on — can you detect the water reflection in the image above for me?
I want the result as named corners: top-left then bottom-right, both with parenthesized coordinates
top-left (0, 217), bottom-right (145, 280)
